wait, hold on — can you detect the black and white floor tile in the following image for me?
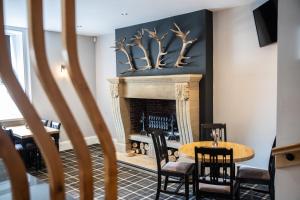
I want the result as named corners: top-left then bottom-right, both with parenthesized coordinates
top-left (30, 145), bottom-right (270, 200)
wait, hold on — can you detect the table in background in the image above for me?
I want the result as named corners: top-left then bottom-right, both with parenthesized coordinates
top-left (179, 141), bottom-right (255, 163)
top-left (8, 125), bottom-right (60, 151)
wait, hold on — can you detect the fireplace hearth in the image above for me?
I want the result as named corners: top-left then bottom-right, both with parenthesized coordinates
top-left (108, 74), bottom-right (202, 158)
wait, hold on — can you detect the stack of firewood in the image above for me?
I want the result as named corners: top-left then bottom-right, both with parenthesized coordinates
top-left (168, 148), bottom-right (179, 162)
top-left (131, 141), bottom-right (150, 155)
top-left (131, 141), bottom-right (180, 161)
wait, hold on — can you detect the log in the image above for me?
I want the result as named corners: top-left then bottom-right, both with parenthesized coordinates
top-left (141, 149), bottom-right (146, 155)
top-left (174, 151), bottom-right (179, 158)
top-left (140, 142), bottom-right (144, 149)
top-left (169, 155), bottom-right (176, 162)
top-left (131, 147), bottom-right (137, 152)
top-left (127, 150), bottom-right (135, 157)
top-left (168, 150), bottom-right (172, 156)
top-left (144, 143), bottom-right (150, 151)
top-left (135, 149), bottom-right (141, 154)
top-left (132, 142), bottom-right (138, 148)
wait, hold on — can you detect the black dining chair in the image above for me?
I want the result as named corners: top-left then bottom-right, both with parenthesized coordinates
top-left (2, 129), bottom-right (27, 166)
top-left (35, 120), bottom-right (61, 170)
top-left (49, 121), bottom-right (61, 130)
top-left (200, 123), bottom-right (227, 141)
top-left (194, 147), bottom-right (238, 200)
top-left (41, 119), bottom-right (48, 126)
top-left (151, 130), bottom-right (194, 200)
top-left (236, 138), bottom-right (276, 200)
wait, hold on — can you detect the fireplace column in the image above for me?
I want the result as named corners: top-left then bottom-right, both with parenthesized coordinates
top-left (175, 82), bottom-right (199, 144)
top-left (109, 82), bottom-right (131, 153)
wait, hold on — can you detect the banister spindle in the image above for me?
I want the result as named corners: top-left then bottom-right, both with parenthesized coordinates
top-left (0, 130), bottom-right (29, 200)
top-left (61, 1), bottom-right (117, 199)
top-left (27, 0), bottom-right (94, 199)
top-left (0, 1), bottom-right (65, 199)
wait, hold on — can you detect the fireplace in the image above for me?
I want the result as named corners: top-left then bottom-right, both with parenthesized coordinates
top-left (129, 99), bottom-right (177, 135)
top-left (108, 74), bottom-right (202, 158)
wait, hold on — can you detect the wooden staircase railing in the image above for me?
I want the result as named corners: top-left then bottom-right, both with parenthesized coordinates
top-left (0, 0), bottom-right (118, 199)
top-left (272, 142), bottom-right (300, 169)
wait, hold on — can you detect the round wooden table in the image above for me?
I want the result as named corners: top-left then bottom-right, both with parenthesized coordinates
top-left (179, 141), bottom-right (255, 163)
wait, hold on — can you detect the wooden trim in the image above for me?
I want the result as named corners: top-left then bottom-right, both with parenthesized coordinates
top-left (0, 1), bottom-right (65, 199)
top-left (61, 0), bottom-right (117, 199)
top-left (272, 143), bottom-right (300, 168)
top-left (27, 0), bottom-right (94, 199)
top-left (0, 130), bottom-right (29, 200)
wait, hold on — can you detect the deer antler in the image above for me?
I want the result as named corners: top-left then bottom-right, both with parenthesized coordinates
top-left (130, 30), bottom-right (152, 69)
top-left (171, 23), bottom-right (197, 67)
top-left (145, 28), bottom-right (168, 69)
top-left (111, 37), bottom-right (135, 72)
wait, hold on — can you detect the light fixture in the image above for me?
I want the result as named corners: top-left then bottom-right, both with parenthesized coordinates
top-left (60, 64), bottom-right (66, 72)
top-left (121, 12), bottom-right (128, 16)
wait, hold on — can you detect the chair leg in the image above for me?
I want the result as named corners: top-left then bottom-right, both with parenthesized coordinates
top-left (184, 175), bottom-right (189, 200)
top-left (192, 170), bottom-right (196, 195)
top-left (236, 182), bottom-right (240, 200)
top-left (156, 175), bottom-right (161, 200)
top-left (164, 175), bottom-right (169, 191)
top-left (269, 183), bottom-right (275, 200)
top-left (35, 149), bottom-right (39, 171)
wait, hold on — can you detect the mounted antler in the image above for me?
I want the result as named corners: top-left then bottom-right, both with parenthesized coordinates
top-left (112, 37), bottom-right (135, 72)
top-left (130, 30), bottom-right (152, 69)
top-left (171, 23), bottom-right (197, 67)
top-left (145, 28), bottom-right (168, 69)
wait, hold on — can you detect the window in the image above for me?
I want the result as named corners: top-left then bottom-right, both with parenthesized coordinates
top-left (0, 28), bottom-right (29, 120)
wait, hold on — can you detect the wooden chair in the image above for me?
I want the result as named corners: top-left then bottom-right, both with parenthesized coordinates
top-left (200, 123), bottom-right (227, 141)
top-left (236, 138), bottom-right (276, 200)
top-left (194, 147), bottom-right (238, 200)
top-left (151, 130), bottom-right (194, 200)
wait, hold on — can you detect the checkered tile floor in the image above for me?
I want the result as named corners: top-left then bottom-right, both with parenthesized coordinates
top-left (30, 144), bottom-right (270, 200)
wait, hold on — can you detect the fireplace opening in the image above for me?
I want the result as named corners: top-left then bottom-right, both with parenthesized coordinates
top-left (128, 98), bottom-right (179, 141)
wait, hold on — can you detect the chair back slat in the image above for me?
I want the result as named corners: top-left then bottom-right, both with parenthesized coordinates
top-left (28, 0), bottom-right (94, 199)
top-left (50, 121), bottom-right (61, 130)
top-left (0, 130), bottom-right (29, 200)
top-left (151, 131), bottom-right (169, 170)
top-left (195, 147), bottom-right (234, 187)
top-left (200, 123), bottom-right (227, 141)
top-left (61, 1), bottom-right (117, 198)
top-left (0, 1), bottom-right (65, 199)
top-left (41, 119), bottom-right (48, 126)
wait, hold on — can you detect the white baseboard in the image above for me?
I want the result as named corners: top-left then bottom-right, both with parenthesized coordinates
top-left (236, 163), bottom-right (267, 170)
top-left (59, 136), bottom-right (100, 152)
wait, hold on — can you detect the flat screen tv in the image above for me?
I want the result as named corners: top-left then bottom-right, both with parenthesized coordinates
top-left (253, 0), bottom-right (278, 47)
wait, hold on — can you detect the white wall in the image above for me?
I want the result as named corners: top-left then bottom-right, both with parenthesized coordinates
top-left (276, 0), bottom-right (300, 199)
top-left (95, 34), bottom-right (117, 139)
top-left (213, 4), bottom-right (277, 168)
top-left (31, 31), bottom-right (96, 143)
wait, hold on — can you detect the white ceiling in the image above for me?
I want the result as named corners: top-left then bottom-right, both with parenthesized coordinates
top-left (4, 0), bottom-right (255, 36)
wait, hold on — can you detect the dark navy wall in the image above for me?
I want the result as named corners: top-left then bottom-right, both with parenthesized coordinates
top-left (115, 9), bottom-right (213, 124)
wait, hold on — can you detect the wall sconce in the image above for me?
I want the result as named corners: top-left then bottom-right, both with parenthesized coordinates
top-left (60, 64), bottom-right (66, 72)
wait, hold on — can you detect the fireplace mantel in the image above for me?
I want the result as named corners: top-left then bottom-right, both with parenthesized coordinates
top-left (108, 74), bottom-right (202, 100)
top-left (108, 74), bottom-right (202, 153)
